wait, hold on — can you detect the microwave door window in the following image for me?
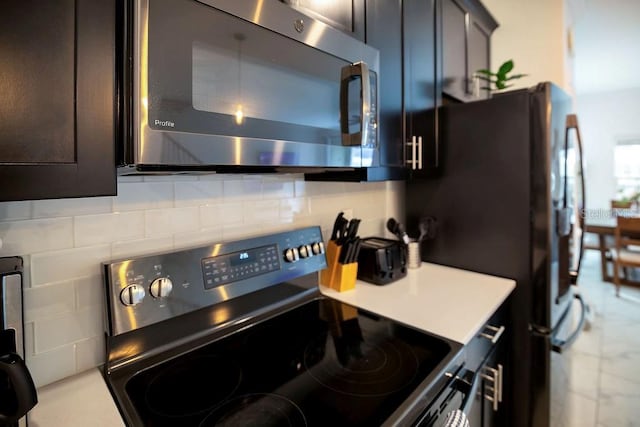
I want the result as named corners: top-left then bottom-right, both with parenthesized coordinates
top-left (191, 40), bottom-right (340, 142)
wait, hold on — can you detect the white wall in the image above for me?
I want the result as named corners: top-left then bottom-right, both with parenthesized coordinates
top-left (0, 175), bottom-right (402, 387)
top-left (576, 87), bottom-right (640, 210)
top-left (482, 0), bottom-right (569, 93)
top-left (572, 0), bottom-right (640, 94)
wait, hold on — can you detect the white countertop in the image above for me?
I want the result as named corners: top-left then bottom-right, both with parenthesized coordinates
top-left (320, 262), bottom-right (516, 344)
top-left (28, 368), bottom-right (124, 427)
top-left (25, 263), bottom-right (514, 426)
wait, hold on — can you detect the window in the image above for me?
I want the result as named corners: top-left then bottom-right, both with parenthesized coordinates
top-left (614, 140), bottom-right (640, 200)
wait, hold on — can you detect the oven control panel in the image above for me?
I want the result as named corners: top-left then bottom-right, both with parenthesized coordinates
top-left (103, 226), bottom-right (327, 336)
top-left (202, 245), bottom-right (281, 290)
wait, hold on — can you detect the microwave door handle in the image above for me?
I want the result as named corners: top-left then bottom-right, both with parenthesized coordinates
top-left (340, 62), bottom-right (371, 147)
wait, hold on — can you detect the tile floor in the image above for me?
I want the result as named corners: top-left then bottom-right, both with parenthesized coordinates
top-left (561, 250), bottom-right (640, 427)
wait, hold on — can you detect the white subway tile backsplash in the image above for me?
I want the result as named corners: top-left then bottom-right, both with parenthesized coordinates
top-left (20, 255), bottom-right (32, 289)
top-left (75, 336), bottom-right (105, 373)
top-left (113, 181), bottom-right (174, 212)
top-left (145, 206), bottom-right (199, 237)
top-left (280, 197), bottom-right (311, 221)
top-left (27, 343), bottom-right (77, 389)
top-left (23, 281), bottom-right (76, 322)
top-left (244, 200), bottom-right (280, 223)
top-left (173, 227), bottom-right (223, 250)
top-left (197, 174), bottom-right (226, 182)
top-left (143, 175), bottom-right (195, 182)
top-left (308, 196), bottom-right (350, 217)
top-left (0, 173), bottom-right (395, 388)
top-left (32, 197), bottom-right (112, 219)
top-left (35, 308), bottom-right (103, 353)
top-left (175, 180), bottom-right (223, 207)
top-left (117, 176), bottom-right (144, 183)
top-left (111, 236), bottom-right (174, 260)
top-left (223, 178), bottom-right (262, 200)
top-left (300, 181), bottom-right (347, 197)
top-left (220, 223), bottom-right (280, 241)
top-left (199, 204), bottom-right (222, 228)
top-left (218, 202), bottom-right (245, 225)
top-left (262, 177), bottom-right (295, 200)
top-left (30, 245), bottom-right (111, 286)
top-left (74, 275), bottom-right (105, 310)
top-left (386, 181), bottom-right (404, 222)
top-left (0, 200), bottom-right (32, 221)
top-left (74, 211), bottom-right (145, 247)
top-left (294, 178), bottom-right (307, 197)
top-left (0, 217), bottom-right (73, 257)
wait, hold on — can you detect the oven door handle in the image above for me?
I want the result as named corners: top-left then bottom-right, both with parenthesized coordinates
top-left (455, 368), bottom-right (482, 415)
top-left (461, 371), bottom-right (481, 416)
top-left (438, 370), bottom-right (479, 427)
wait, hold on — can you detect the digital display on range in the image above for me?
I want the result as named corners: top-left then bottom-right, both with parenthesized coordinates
top-left (230, 250), bottom-right (254, 267)
top-left (201, 245), bottom-right (280, 290)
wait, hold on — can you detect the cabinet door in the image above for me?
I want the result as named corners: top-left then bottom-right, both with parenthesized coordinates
top-left (442, 0), bottom-right (468, 101)
top-left (468, 19), bottom-right (492, 100)
top-left (279, 0), bottom-right (365, 41)
top-left (0, 0), bottom-right (116, 202)
top-left (404, 0), bottom-right (440, 177)
top-left (441, 0), bottom-right (497, 103)
top-left (366, 0), bottom-right (403, 169)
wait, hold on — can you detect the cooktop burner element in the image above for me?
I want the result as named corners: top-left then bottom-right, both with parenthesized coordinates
top-left (303, 334), bottom-right (420, 397)
top-left (109, 298), bottom-right (453, 426)
top-left (102, 227), bottom-right (461, 426)
top-left (143, 355), bottom-right (242, 417)
top-left (199, 393), bottom-right (307, 427)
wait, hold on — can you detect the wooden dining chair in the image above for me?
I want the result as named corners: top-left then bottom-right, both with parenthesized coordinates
top-left (612, 216), bottom-right (640, 296)
top-left (599, 200), bottom-right (636, 276)
top-left (611, 199), bottom-right (633, 216)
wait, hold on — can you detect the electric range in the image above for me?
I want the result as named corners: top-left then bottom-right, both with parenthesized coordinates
top-left (102, 226), bottom-right (463, 426)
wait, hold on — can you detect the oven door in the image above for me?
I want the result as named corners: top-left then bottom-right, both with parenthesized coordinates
top-left (125, 0), bottom-right (380, 171)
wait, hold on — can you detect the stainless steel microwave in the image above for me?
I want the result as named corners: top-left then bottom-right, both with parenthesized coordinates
top-left (118, 0), bottom-right (380, 174)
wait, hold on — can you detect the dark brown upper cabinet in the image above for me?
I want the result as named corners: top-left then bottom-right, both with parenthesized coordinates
top-left (0, 0), bottom-right (116, 202)
top-left (305, 0), bottom-right (407, 182)
top-left (442, 0), bottom-right (498, 103)
top-left (403, 0), bottom-right (441, 178)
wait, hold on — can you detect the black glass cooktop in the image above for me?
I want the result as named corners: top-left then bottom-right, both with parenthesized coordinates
top-left (124, 298), bottom-right (453, 426)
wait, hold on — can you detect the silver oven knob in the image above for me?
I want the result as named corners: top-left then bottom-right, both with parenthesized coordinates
top-left (312, 242), bottom-right (325, 255)
top-left (298, 244), bottom-right (312, 258)
top-left (284, 247), bottom-right (299, 263)
top-left (120, 284), bottom-right (145, 306)
top-left (150, 277), bottom-right (173, 298)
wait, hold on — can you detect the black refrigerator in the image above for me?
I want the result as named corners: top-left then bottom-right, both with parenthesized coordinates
top-left (405, 82), bottom-right (587, 427)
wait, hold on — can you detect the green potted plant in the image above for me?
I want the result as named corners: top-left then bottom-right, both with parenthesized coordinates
top-left (475, 59), bottom-right (527, 93)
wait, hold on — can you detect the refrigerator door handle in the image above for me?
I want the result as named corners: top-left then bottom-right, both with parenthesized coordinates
top-left (567, 114), bottom-right (586, 285)
top-left (551, 294), bottom-right (586, 354)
